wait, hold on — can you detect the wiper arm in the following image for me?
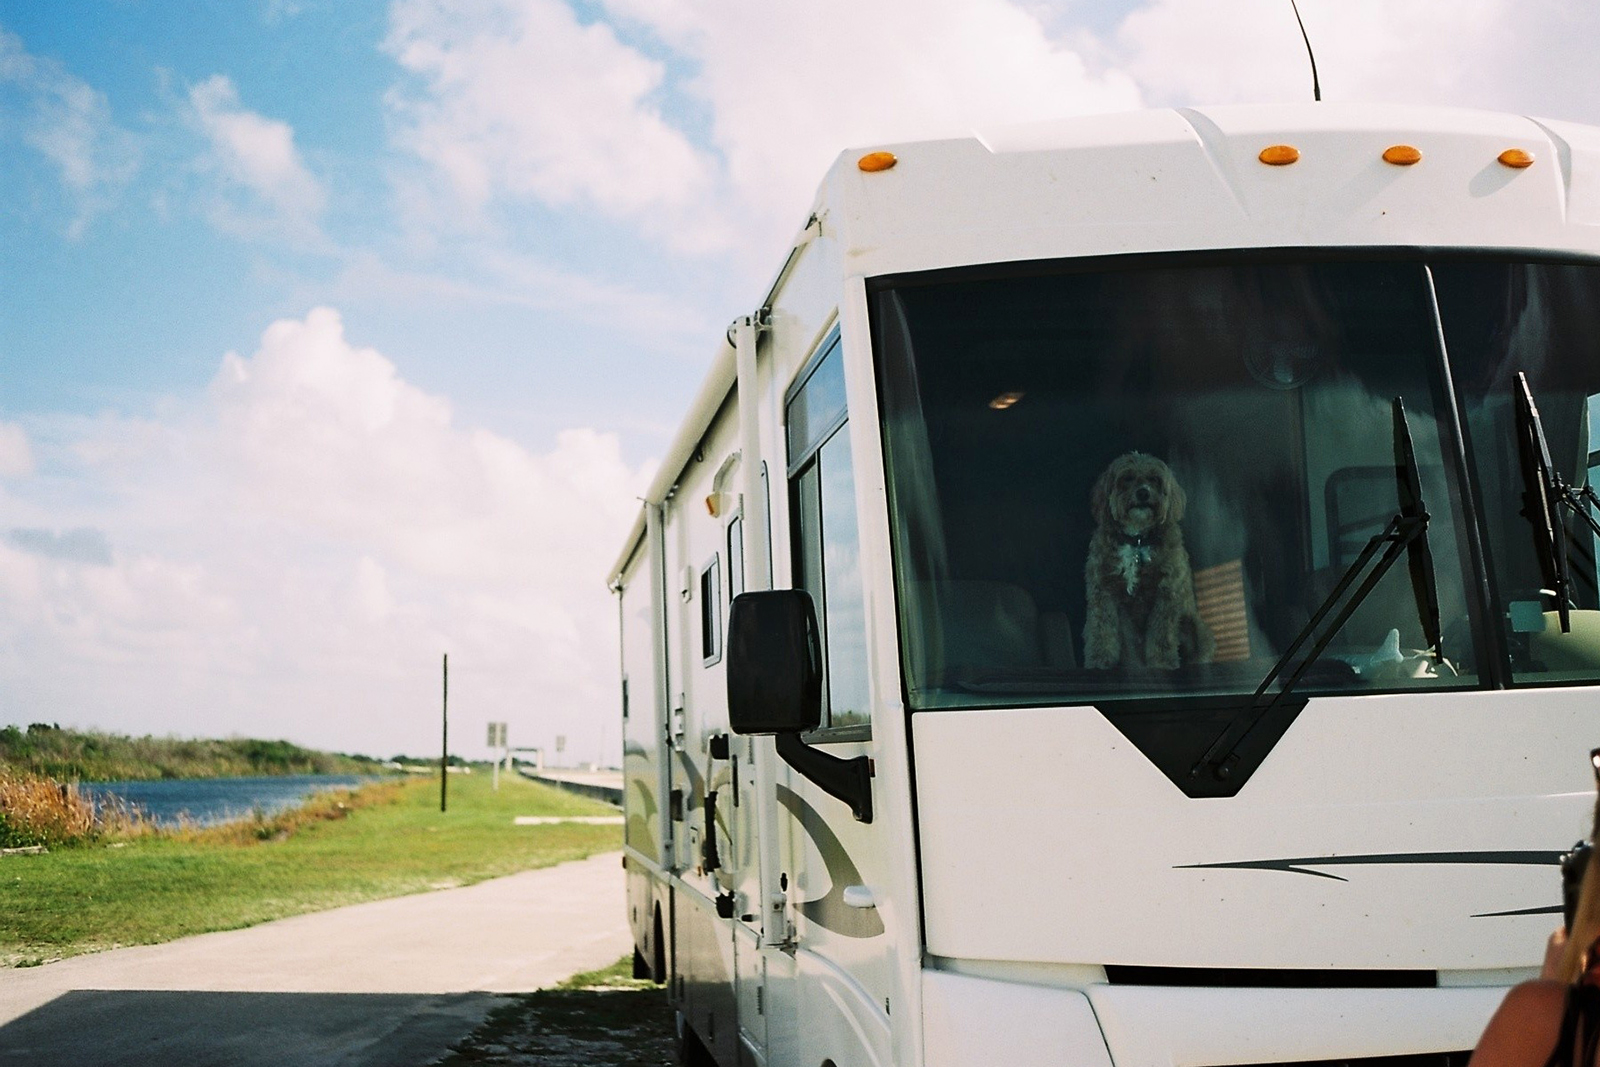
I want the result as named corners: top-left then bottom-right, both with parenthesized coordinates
top-left (1396, 396), bottom-right (1445, 659)
top-left (1513, 372), bottom-right (1600, 633)
top-left (1190, 397), bottom-right (1442, 783)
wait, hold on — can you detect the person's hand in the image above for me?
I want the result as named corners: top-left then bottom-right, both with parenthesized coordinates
top-left (1541, 927), bottom-right (1568, 981)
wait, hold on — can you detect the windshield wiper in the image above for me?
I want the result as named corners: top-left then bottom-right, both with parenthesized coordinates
top-left (1190, 397), bottom-right (1443, 783)
top-left (1513, 372), bottom-right (1600, 634)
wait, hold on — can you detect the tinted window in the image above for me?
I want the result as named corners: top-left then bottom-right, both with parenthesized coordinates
top-left (788, 336), bottom-right (871, 732)
top-left (874, 259), bottom-right (1480, 708)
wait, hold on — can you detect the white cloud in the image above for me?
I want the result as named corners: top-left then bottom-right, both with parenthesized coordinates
top-left (0, 309), bottom-right (650, 759)
top-left (0, 28), bottom-right (139, 237)
top-left (188, 74), bottom-right (327, 241)
top-left (325, 248), bottom-right (714, 351)
top-left (261, 0), bottom-right (307, 24)
top-left (384, 0), bottom-right (726, 249)
top-left (383, 0), bottom-right (1143, 258)
top-left (1110, 0), bottom-right (1600, 124)
top-left (0, 422), bottom-right (33, 479)
top-left (602, 0), bottom-right (1143, 239)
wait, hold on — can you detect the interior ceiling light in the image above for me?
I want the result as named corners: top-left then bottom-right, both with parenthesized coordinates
top-left (988, 391), bottom-right (1025, 410)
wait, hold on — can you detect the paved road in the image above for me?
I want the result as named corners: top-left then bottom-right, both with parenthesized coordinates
top-left (0, 851), bottom-right (627, 1066)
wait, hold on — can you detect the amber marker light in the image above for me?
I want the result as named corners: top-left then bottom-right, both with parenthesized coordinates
top-left (858, 151), bottom-right (897, 172)
top-left (988, 391), bottom-right (1025, 410)
top-left (1383, 145), bottom-right (1422, 166)
top-left (1499, 148), bottom-right (1535, 169)
top-left (1258, 144), bottom-right (1300, 166)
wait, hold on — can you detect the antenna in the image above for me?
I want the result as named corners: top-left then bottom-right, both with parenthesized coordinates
top-left (1288, 0), bottom-right (1322, 102)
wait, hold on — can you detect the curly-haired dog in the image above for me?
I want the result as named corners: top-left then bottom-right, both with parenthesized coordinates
top-left (1083, 453), bottom-right (1215, 670)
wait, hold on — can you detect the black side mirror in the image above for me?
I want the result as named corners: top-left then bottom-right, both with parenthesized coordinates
top-left (726, 590), bottom-right (822, 735)
top-left (726, 589), bottom-right (873, 822)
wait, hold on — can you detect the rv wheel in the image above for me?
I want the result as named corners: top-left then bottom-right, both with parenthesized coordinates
top-left (676, 1010), bottom-right (718, 1067)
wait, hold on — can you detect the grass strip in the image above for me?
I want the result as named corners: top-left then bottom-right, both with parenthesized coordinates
top-left (0, 772), bottom-right (620, 967)
top-left (438, 956), bottom-right (676, 1066)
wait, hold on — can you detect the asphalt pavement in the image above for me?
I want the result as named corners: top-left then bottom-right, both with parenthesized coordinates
top-left (0, 850), bottom-right (628, 1066)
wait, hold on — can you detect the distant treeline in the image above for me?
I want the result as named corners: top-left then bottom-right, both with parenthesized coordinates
top-left (0, 723), bottom-right (390, 782)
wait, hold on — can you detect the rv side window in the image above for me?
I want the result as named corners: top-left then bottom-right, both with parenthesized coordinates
top-left (700, 557), bottom-right (722, 666)
top-left (787, 334), bottom-right (870, 734)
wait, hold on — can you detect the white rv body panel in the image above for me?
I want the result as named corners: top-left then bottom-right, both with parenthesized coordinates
top-left (612, 102), bottom-right (1600, 1067)
top-left (914, 689), bottom-right (1592, 968)
top-left (1085, 984), bottom-right (1503, 1066)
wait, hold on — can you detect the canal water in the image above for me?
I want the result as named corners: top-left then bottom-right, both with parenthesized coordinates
top-left (81, 774), bottom-right (378, 827)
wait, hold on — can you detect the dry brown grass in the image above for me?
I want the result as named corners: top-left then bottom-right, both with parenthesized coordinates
top-left (170, 779), bottom-right (407, 847)
top-left (0, 769), bottom-right (406, 850)
top-left (0, 769), bottom-right (96, 848)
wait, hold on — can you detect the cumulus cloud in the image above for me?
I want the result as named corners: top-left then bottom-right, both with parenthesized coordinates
top-left (384, 0), bottom-right (725, 248)
top-left (1109, 0), bottom-right (1600, 124)
top-left (383, 0), bottom-right (1142, 257)
top-left (603, 0), bottom-right (1142, 233)
top-left (188, 73), bottom-right (327, 241)
top-left (5, 528), bottom-right (114, 566)
top-left (0, 27), bottom-right (139, 237)
top-left (0, 422), bottom-right (33, 478)
top-left (1113, 0), bottom-right (1488, 107)
top-left (0, 309), bottom-right (651, 758)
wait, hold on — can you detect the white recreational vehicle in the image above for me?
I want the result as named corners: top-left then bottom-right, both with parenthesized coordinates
top-left (606, 103), bottom-right (1600, 1067)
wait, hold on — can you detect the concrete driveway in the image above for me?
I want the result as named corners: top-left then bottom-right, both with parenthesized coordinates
top-left (0, 851), bottom-right (627, 1066)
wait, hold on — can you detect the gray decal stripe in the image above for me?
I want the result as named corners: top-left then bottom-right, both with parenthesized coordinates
top-left (676, 748), bottom-right (705, 804)
top-left (774, 784), bottom-right (885, 939)
top-left (630, 778), bottom-right (658, 819)
top-left (1473, 904), bottom-right (1564, 918)
top-left (1177, 850), bottom-right (1563, 882)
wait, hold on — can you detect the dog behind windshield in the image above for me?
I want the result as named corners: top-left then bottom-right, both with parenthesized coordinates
top-left (1083, 452), bottom-right (1215, 670)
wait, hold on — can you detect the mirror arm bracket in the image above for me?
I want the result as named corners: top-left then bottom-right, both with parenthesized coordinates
top-left (775, 732), bottom-right (873, 823)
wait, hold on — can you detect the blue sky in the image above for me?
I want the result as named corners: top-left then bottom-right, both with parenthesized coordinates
top-left (3, 0), bottom-right (1599, 762)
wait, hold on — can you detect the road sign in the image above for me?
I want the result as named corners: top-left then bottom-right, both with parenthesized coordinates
top-left (487, 722), bottom-right (507, 747)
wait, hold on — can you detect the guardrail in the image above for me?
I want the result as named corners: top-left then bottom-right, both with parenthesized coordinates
top-left (516, 767), bottom-right (622, 806)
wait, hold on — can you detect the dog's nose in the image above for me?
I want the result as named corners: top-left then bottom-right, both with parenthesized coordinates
top-left (1134, 486), bottom-right (1151, 503)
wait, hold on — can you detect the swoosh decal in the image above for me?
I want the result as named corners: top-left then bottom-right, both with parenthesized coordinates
top-left (775, 784), bottom-right (885, 939)
top-left (1176, 850), bottom-right (1561, 882)
top-left (629, 777), bottom-right (658, 820)
top-left (675, 747), bottom-right (704, 808)
top-left (1473, 904), bottom-right (1563, 918)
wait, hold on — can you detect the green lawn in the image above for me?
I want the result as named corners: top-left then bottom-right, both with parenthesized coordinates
top-left (0, 772), bottom-right (620, 966)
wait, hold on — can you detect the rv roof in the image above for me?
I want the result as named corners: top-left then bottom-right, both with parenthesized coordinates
top-left (607, 102), bottom-right (1600, 585)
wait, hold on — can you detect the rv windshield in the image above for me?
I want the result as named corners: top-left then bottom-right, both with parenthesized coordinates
top-left (872, 255), bottom-right (1600, 710)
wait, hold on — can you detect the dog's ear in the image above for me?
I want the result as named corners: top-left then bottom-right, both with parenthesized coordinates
top-left (1165, 468), bottom-right (1186, 523)
top-left (1091, 465), bottom-right (1113, 526)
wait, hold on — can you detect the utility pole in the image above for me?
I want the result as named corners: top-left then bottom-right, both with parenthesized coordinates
top-left (440, 653), bottom-right (449, 813)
